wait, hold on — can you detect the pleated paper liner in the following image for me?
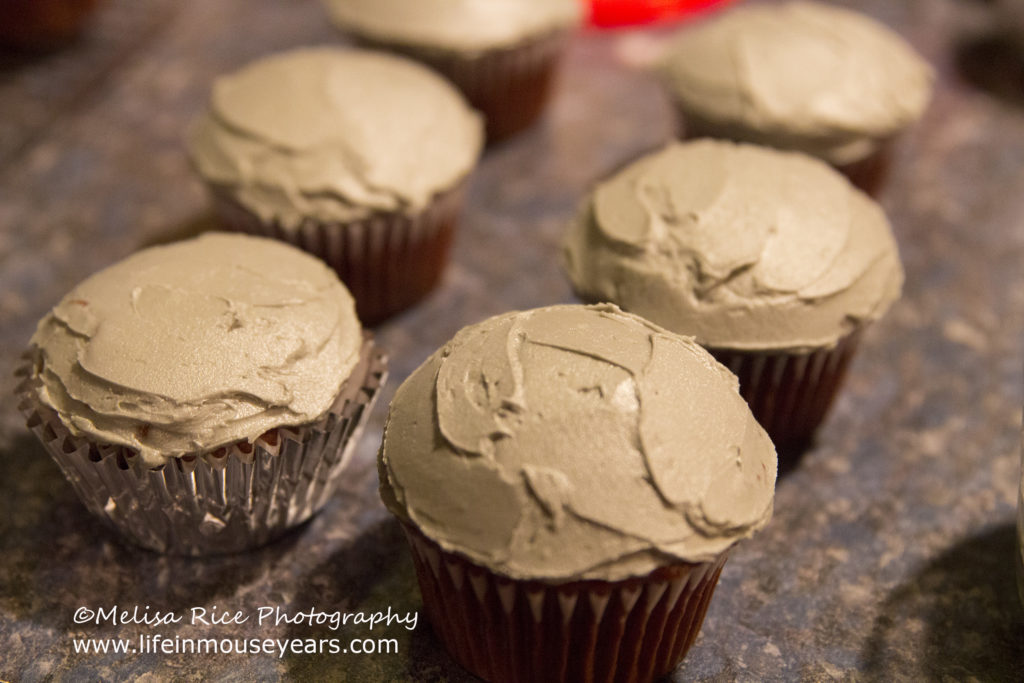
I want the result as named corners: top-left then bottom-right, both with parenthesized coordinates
top-left (15, 336), bottom-right (387, 556)
top-left (356, 29), bottom-right (573, 143)
top-left (403, 524), bottom-right (728, 683)
top-left (834, 141), bottom-right (893, 198)
top-left (210, 183), bottom-right (466, 326)
top-left (708, 328), bottom-right (864, 466)
top-left (0, 0), bottom-right (103, 50)
top-left (675, 110), bottom-right (895, 197)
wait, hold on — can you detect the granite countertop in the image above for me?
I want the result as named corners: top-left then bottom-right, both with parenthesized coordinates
top-left (2, 0), bottom-right (1023, 680)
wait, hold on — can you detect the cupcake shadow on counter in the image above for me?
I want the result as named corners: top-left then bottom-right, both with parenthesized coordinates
top-left (0, 432), bottom-right (301, 625)
top-left (860, 522), bottom-right (1024, 681)
top-left (281, 517), bottom-right (476, 682)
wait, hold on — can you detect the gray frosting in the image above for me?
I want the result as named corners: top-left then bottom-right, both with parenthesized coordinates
top-left (187, 47), bottom-right (483, 227)
top-left (29, 233), bottom-right (363, 467)
top-left (323, 0), bottom-right (583, 54)
top-left (379, 304), bottom-right (776, 582)
top-left (659, 1), bottom-right (934, 164)
top-left (563, 140), bottom-right (904, 352)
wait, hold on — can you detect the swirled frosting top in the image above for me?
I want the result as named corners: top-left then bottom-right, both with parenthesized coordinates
top-left (659, 1), bottom-right (933, 164)
top-left (323, 0), bottom-right (583, 53)
top-left (187, 48), bottom-right (483, 227)
top-left (29, 233), bottom-right (363, 468)
top-left (562, 140), bottom-right (904, 352)
top-left (379, 304), bottom-right (776, 582)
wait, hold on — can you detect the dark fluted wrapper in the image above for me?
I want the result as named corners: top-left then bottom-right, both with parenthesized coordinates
top-left (212, 184), bottom-right (465, 326)
top-left (16, 338), bottom-right (387, 556)
top-left (676, 115), bottom-right (895, 197)
top-left (0, 0), bottom-right (102, 50)
top-left (358, 30), bottom-right (572, 143)
top-left (709, 328), bottom-right (864, 460)
top-left (403, 525), bottom-right (728, 683)
top-left (834, 140), bottom-right (894, 197)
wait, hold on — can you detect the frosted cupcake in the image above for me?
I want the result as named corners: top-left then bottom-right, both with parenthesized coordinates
top-left (187, 47), bottom-right (484, 324)
top-left (658, 1), bottom-right (933, 195)
top-left (16, 233), bottom-right (387, 555)
top-left (563, 140), bottom-right (904, 458)
top-left (323, 0), bottom-right (583, 142)
top-left (379, 304), bottom-right (776, 682)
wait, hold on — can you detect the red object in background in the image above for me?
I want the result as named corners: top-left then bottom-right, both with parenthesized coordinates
top-left (589, 0), bottom-right (735, 27)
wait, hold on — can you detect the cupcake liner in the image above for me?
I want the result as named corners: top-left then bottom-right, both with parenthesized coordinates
top-left (211, 183), bottom-right (466, 326)
top-left (0, 0), bottom-right (102, 50)
top-left (403, 525), bottom-right (727, 683)
top-left (708, 328), bottom-right (864, 458)
top-left (15, 337), bottom-right (388, 556)
top-left (359, 30), bottom-right (572, 142)
top-left (676, 112), bottom-right (894, 197)
top-left (835, 139), bottom-right (894, 198)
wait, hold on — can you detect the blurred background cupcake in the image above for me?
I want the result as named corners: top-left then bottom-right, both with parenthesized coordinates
top-left (0, 0), bottom-right (103, 51)
top-left (563, 139), bottom-right (904, 462)
top-left (186, 47), bottom-right (484, 325)
top-left (323, 0), bottom-right (584, 142)
top-left (657, 0), bottom-right (933, 195)
top-left (16, 233), bottom-right (387, 555)
top-left (379, 304), bottom-right (776, 682)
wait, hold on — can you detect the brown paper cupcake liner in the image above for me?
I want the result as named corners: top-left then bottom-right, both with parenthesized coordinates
top-left (676, 112), bottom-right (894, 197)
top-left (0, 0), bottom-right (102, 50)
top-left (708, 328), bottom-right (864, 459)
top-left (835, 140), bottom-right (893, 197)
top-left (403, 525), bottom-right (727, 683)
top-left (15, 337), bottom-right (387, 556)
top-left (358, 30), bottom-right (572, 142)
top-left (211, 183), bottom-right (466, 326)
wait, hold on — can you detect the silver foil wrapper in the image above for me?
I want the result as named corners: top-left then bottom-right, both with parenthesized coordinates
top-left (15, 337), bottom-right (387, 556)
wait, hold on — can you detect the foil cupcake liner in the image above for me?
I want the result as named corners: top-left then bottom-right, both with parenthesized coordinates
top-left (708, 328), bottom-right (864, 460)
top-left (15, 337), bottom-right (387, 556)
top-left (358, 30), bottom-right (572, 142)
top-left (403, 525), bottom-right (727, 683)
top-left (212, 183), bottom-right (466, 325)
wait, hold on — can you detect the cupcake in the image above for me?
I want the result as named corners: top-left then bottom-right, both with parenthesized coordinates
top-left (563, 140), bottom-right (904, 459)
top-left (322, 0), bottom-right (583, 142)
top-left (658, 1), bottom-right (933, 195)
top-left (186, 47), bottom-right (484, 325)
top-left (379, 304), bottom-right (776, 682)
top-left (15, 233), bottom-right (387, 555)
top-left (0, 0), bottom-right (102, 51)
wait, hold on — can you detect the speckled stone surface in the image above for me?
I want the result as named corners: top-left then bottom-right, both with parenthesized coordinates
top-left (2, 0), bottom-right (1023, 681)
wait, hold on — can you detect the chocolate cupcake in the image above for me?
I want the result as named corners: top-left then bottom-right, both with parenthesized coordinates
top-left (563, 140), bottom-right (904, 459)
top-left (0, 0), bottom-right (102, 51)
top-left (323, 0), bottom-right (583, 142)
top-left (15, 233), bottom-right (387, 555)
top-left (187, 47), bottom-right (484, 325)
top-left (379, 304), bottom-right (776, 682)
top-left (658, 1), bottom-right (933, 195)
